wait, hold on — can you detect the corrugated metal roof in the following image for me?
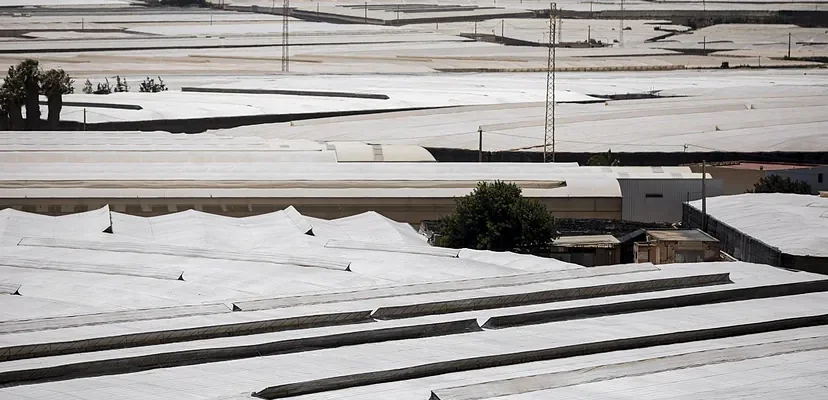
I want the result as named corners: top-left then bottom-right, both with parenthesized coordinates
top-left (647, 229), bottom-right (719, 243)
top-left (552, 235), bottom-right (621, 248)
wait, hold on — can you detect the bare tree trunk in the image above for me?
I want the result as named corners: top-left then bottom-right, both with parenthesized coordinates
top-left (24, 75), bottom-right (40, 130)
top-left (47, 94), bottom-right (62, 130)
top-left (8, 106), bottom-right (24, 130)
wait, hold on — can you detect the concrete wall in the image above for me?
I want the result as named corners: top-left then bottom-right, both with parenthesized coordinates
top-left (691, 165), bottom-right (828, 195)
top-left (618, 178), bottom-right (722, 223)
top-left (690, 165), bottom-right (763, 195)
top-left (683, 203), bottom-right (828, 274)
top-left (0, 196), bottom-right (622, 224)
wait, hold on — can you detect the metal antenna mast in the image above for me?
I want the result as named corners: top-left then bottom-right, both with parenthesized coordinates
top-left (543, 3), bottom-right (557, 163)
top-left (282, 0), bottom-right (290, 72)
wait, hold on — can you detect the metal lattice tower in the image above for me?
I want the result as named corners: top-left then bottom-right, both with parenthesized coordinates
top-left (282, 0), bottom-right (290, 72)
top-left (543, 3), bottom-right (557, 163)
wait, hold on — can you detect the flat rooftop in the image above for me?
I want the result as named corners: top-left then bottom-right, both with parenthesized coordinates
top-left (648, 229), bottom-right (720, 242)
top-left (689, 193), bottom-right (828, 257)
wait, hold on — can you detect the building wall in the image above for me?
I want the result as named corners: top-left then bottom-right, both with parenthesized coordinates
top-left (690, 165), bottom-right (828, 195)
top-left (0, 196), bottom-right (622, 224)
top-left (772, 166), bottom-right (828, 194)
top-left (619, 178), bottom-right (723, 223)
top-left (634, 239), bottom-right (719, 264)
top-left (690, 165), bottom-right (763, 195)
top-left (548, 247), bottom-right (621, 267)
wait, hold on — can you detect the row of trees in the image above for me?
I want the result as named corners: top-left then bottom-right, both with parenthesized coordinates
top-left (0, 59), bottom-right (73, 130)
top-left (1, 58), bottom-right (171, 130)
top-left (81, 76), bottom-right (168, 95)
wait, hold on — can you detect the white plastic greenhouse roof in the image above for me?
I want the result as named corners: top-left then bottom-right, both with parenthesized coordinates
top-left (0, 161), bottom-right (723, 200)
top-left (0, 132), bottom-right (436, 163)
top-left (0, 162), bottom-right (720, 199)
top-left (689, 193), bottom-right (828, 257)
top-left (1, 205), bottom-right (827, 400)
top-left (215, 71), bottom-right (828, 153)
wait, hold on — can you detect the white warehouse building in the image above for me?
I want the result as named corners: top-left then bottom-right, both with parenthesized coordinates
top-left (602, 167), bottom-right (724, 223)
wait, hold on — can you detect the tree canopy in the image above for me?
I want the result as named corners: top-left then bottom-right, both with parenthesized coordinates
top-left (0, 59), bottom-right (74, 130)
top-left (587, 149), bottom-right (621, 166)
top-left (437, 181), bottom-right (557, 252)
top-left (749, 174), bottom-right (812, 194)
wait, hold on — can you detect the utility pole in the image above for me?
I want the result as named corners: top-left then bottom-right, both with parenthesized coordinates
top-left (364, 2), bottom-right (368, 23)
top-left (478, 127), bottom-right (483, 162)
top-left (587, 25), bottom-right (590, 44)
top-left (619, 0), bottom-right (625, 48)
top-left (474, 20), bottom-right (477, 37)
top-left (788, 32), bottom-right (792, 58)
top-left (83, 108), bottom-right (87, 131)
top-left (81, 18), bottom-right (84, 31)
top-left (501, 19), bottom-right (504, 42)
top-left (703, 36), bottom-right (706, 51)
top-left (282, 0), bottom-right (290, 72)
top-left (544, 3), bottom-right (557, 163)
top-left (701, 160), bottom-right (707, 231)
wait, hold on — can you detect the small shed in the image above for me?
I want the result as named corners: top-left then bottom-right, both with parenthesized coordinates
top-left (634, 229), bottom-right (721, 264)
top-left (549, 235), bottom-right (621, 267)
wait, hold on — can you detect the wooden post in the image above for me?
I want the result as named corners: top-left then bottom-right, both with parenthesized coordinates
top-left (478, 126), bottom-right (483, 162)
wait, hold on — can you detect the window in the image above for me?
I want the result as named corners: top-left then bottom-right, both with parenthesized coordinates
top-left (819, 173), bottom-right (824, 184)
top-left (645, 193), bottom-right (664, 198)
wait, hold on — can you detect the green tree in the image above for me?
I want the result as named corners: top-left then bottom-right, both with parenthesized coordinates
top-left (40, 68), bottom-right (74, 129)
top-left (1, 60), bottom-right (74, 130)
top-left (139, 76), bottom-right (167, 93)
top-left (94, 78), bottom-right (113, 95)
top-left (438, 181), bottom-right (557, 252)
top-left (83, 79), bottom-right (93, 94)
top-left (18, 59), bottom-right (41, 130)
top-left (0, 64), bottom-right (26, 130)
top-left (587, 149), bottom-right (621, 166)
top-left (749, 174), bottom-right (812, 194)
top-left (114, 75), bottom-right (129, 92)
